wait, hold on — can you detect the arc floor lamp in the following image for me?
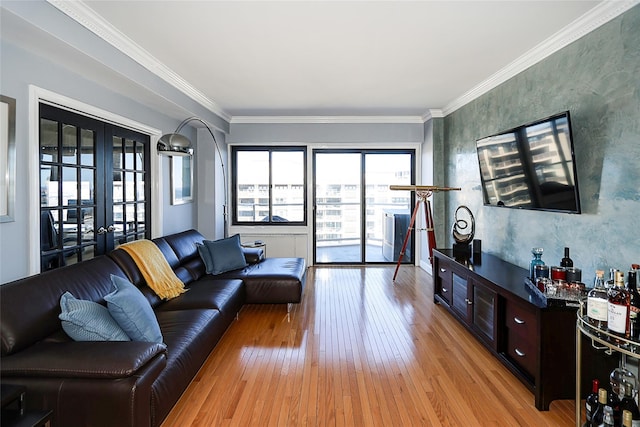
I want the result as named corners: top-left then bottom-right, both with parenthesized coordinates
top-left (158, 116), bottom-right (228, 237)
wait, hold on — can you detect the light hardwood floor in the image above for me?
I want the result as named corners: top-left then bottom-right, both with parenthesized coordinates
top-left (162, 266), bottom-right (577, 426)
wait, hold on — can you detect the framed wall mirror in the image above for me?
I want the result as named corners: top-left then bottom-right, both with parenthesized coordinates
top-left (0, 95), bottom-right (16, 223)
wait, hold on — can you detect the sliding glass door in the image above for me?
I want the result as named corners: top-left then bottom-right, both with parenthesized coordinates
top-left (313, 150), bottom-right (414, 264)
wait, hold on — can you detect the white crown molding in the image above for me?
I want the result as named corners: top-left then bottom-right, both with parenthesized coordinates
top-left (421, 109), bottom-right (444, 122)
top-left (46, 0), bottom-right (231, 122)
top-left (230, 115), bottom-right (426, 124)
top-left (46, 0), bottom-right (638, 125)
top-left (442, 0), bottom-right (640, 116)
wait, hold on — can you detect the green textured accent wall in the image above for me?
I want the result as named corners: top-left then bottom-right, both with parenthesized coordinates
top-left (441, 5), bottom-right (640, 278)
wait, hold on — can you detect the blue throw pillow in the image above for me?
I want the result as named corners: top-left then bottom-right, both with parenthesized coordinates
top-left (196, 242), bottom-right (215, 274)
top-left (104, 275), bottom-right (163, 343)
top-left (203, 234), bottom-right (248, 275)
top-left (59, 291), bottom-right (130, 341)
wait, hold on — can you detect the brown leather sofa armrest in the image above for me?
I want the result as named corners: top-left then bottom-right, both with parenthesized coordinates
top-left (1, 341), bottom-right (167, 379)
top-left (242, 247), bottom-right (265, 264)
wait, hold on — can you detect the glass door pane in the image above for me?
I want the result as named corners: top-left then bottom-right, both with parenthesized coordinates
top-left (364, 153), bottom-right (413, 263)
top-left (314, 153), bottom-right (362, 263)
top-left (110, 130), bottom-right (150, 249)
top-left (39, 107), bottom-right (99, 271)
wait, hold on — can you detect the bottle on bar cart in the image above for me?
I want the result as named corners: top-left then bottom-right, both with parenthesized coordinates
top-left (608, 270), bottom-right (631, 343)
top-left (619, 383), bottom-right (640, 427)
top-left (592, 388), bottom-right (609, 426)
top-left (585, 378), bottom-right (600, 425)
top-left (560, 247), bottom-right (573, 267)
top-left (588, 270), bottom-right (609, 333)
top-left (627, 269), bottom-right (640, 341)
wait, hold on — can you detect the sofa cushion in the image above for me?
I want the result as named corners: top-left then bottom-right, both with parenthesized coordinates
top-left (196, 242), bottom-right (215, 274)
top-left (105, 275), bottom-right (163, 343)
top-left (203, 234), bottom-right (248, 275)
top-left (216, 257), bottom-right (306, 304)
top-left (0, 256), bottom-right (126, 356)
top-left (59, 292), bottom-right (130, 342)
top-left (157, 278), bottom-right (245, 326)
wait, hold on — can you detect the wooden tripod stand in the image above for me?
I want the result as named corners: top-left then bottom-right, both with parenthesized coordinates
top-left (389, 185), bottom-right (461, 281)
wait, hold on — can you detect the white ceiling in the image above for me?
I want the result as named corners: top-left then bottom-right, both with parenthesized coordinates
top-left (44, 1), bottom-right (634, 120)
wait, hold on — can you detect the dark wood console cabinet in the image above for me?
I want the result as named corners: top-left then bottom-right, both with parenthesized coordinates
top-left (433, 249), bottom-right (616, 411)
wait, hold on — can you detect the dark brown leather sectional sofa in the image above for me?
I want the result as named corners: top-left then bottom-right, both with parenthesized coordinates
top-left (0, 229), bottom-right (306, 427)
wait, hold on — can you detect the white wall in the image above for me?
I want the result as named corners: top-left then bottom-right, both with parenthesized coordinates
top-left (228, 121), bottom-right (425, 266)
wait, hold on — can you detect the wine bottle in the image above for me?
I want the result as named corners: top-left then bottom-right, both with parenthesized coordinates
top-left (620, 383), bottom-right (640, 427)
top-left (608, 271), bottom-right (631, 342)
top-left (608, 387), bottom-right (622, 426)
top-left (561, 247), bottom-right (573, 267)
top-left (588, 270), bottom-right (608, 333)
top-left (592, 388), bottom-right (608, 426)
top-left (585, 378), bottom-right (600, 425)
top-left (627, 269), bottom-right (640, 341)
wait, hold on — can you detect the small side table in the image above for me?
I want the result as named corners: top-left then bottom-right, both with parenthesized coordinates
top-left (242, 240), bottom-right (266, 257)
top-left (1, 384), bottom-right (52, 427)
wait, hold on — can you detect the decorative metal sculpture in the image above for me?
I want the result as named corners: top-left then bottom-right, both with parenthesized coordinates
top-left (452, 205), bottom-right (475, 244)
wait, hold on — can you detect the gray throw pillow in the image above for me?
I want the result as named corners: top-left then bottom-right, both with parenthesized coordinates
top-left (104, 274), bottom-right (163, 343)
top-left (203, 234), bottom-right (248, 275)
top-left (59, 291), bottom-right (130, 341)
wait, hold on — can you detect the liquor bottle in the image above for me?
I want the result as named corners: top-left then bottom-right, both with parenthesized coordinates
top-left (608, 271), bottom-right (631, 342)
top-left (592, 388), bottom-right (608, 426)
top-left (619, 383), bottom-right (640, 427)
top-left (627, 269), bottom-right (640, 341)
top-left (602, 405), bottom-right (615, 426)
top-left (607, 268), bottom-right (619, 290)
top-left (530, 247), bottom-right (544, 279)
top-left (561, 247), bottom-right (573, 267)
top-left (588, 271), bottom-right (608, 333)
top-left (585, 379), bottom-right (600, 425)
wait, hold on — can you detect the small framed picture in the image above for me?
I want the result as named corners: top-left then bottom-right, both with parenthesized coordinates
top-left (1, 95), bottom-right (16, 222)
top-left (170, 155), bottom-right (193, 205)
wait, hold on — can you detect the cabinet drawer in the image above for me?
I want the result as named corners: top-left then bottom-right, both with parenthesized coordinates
top-left (506, 302), bottom-right (536, 340)
top-left (506, 329), bottom-right (537, 377)
top-left (436, 264), bottom-right (452, 304)
top-left (439, 277), bottom-right (451, 304)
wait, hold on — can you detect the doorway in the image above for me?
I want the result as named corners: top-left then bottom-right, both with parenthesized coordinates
top-left (313, 149), bottom-right (414, 264)
top-left (39, 104), bottom-right (151, 271)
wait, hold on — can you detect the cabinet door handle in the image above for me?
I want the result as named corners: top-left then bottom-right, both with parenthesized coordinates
top-left (465, 298), bottom-right (473, 305)
top-left (514, 317), bottom-right (525, 325)
top-left (442, 288), bottom-right (448, 293)
top-left (440, 268), bottom-right (447, 273)
top-left (515, 348), bottom-right (526, 357)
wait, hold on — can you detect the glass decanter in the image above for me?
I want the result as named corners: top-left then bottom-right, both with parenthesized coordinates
top-left (530, 247), bottom-right (545, 279)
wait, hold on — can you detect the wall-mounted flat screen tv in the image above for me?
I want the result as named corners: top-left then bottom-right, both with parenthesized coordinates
top-left (475, 111), bottom-right (581, 214)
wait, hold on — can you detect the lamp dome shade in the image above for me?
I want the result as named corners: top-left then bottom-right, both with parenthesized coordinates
top-left (157, 133), bottom-right (193, 156)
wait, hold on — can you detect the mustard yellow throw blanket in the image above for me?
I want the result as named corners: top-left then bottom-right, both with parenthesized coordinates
top-left (120, 239), bottom-right (186, 300)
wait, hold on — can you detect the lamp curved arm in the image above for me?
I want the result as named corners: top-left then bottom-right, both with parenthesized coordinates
top-left (170, 116), bottom-right (229, 237)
